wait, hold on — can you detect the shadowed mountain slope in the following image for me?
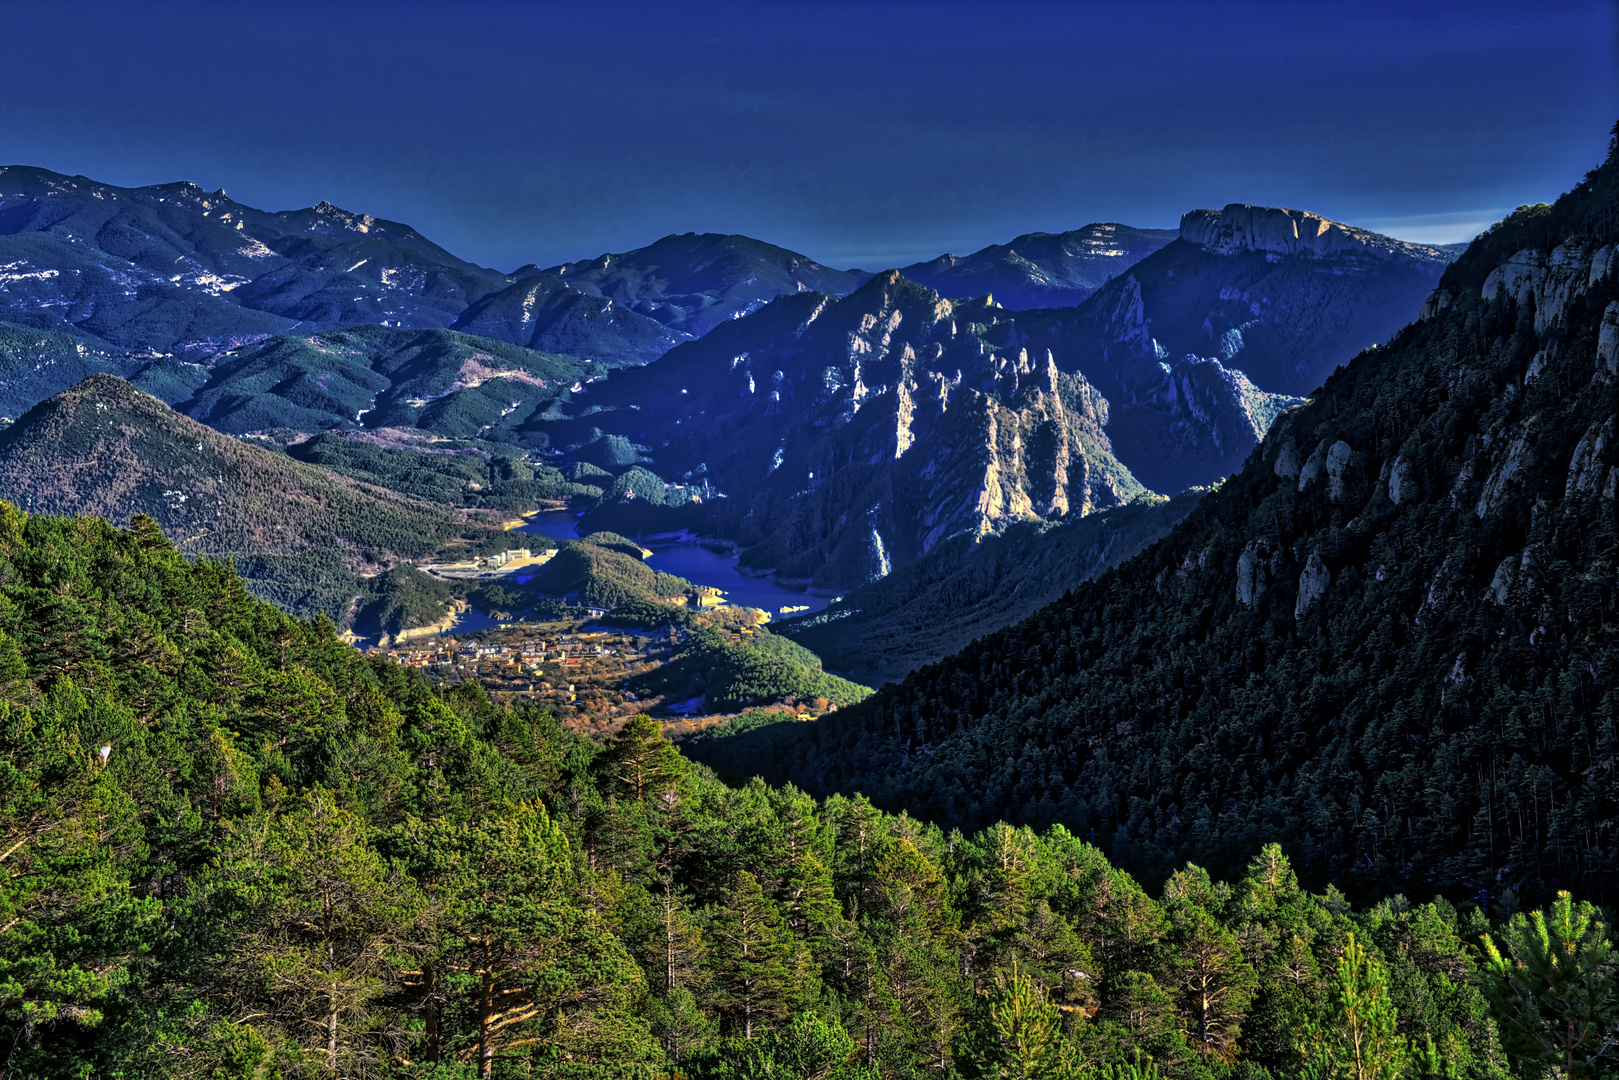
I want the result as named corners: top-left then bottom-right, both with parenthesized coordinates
top-left (781, 489), bottom-right (1201, 686)
top-left (699, 136), bottom-right (1619, 904)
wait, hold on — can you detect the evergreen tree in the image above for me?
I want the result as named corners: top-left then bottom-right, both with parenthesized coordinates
top-left (1161, 898), bottom-right (1255, 1059)
top-left (706, 871), bottom-right (809, 1041)
top-left (961, 961), bottom-right (1068, 1080)
top-left (1298, 932), bottom-right (1406, 1080)
top-left (412, 806), bottom-right (653, 1077)
top-left (597, 712), bottom-right (689, 802)
top-left (206, 793), bottom-right (424, 1076)
top-left (1481, 891), bottom-right (1619, 1078)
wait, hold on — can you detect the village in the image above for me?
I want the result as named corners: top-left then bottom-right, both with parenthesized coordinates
top-left (373, 619), bottom-right (668, 733)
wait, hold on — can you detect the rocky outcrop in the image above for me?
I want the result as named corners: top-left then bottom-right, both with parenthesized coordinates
top-left (1297, 440), bottom-right (1327, 492)
top-left (1010, 203), bottom-right (1456, 490)
top-left (1477, 429), bottom-right (1532, 518)
top-left (1566, 416), bottom-right (1616, 498)
top-left (1236, 541), bottom-right (1276, 608)
top-left (590, 273), bottom-right (1149, 590)
top-left (1295, 552), bottom-right (1329, 615)
top-left (1388, 456), bottom-right (1415, 505)
top-left (1273, 437), bottom-right (1301, 480)
top-left (1180, 205), bottom-right (1454, 262)
top-left (1598, 301), bottom-right (1619, 375)
top-left (1481, 242), bottom-right (1618, 333)
top-left (1325, 441), bottom-right (1353, 502)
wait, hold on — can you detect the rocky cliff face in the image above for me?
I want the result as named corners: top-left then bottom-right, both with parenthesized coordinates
top-left (1010, 206), bottom-right (1457, 491)
top-left (585, 271), bottom-right (1147, 589)
top-left (1179, 204), bottom-right (1451, 261)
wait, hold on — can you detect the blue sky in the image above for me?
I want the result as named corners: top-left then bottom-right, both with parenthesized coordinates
top-left (3, 0), bottom-right (1614, 271)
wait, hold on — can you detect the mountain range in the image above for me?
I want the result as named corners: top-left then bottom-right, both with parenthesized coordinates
top-left (582, 271), bottom-right (1148, 589)
top-left (699, 139), bottom-right (1619, 905)
top-left (0, 163), bottom-right (1471, 622)
top-left (1002, 205), bottom-right (1458, 491)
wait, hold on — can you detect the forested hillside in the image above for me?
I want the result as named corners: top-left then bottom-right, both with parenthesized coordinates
top-left (0, 374), bottom-right (522, 618)
top-left (784, 491), bottom-right (1200, 686)
top-left (0, 504), bottom-right (1608, 1079)
top-left (704, 132), bottom-right (1619, 908)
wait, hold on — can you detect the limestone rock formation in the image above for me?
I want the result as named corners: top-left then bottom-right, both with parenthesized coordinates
top-left (1295, 552), bottom-right (1329, 615)
top-left (585, 272), bottom-right (1147, 590)
top-left (1180, 204), bottom-right (1452, 261)
top-left (1009, 204), bottom-right (1455, 490)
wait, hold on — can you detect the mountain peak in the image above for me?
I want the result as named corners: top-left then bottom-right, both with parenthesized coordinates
top-left (1179, 204), bottom-right (1451, 261)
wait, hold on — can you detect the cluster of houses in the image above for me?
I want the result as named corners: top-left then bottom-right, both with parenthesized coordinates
top-left (375, 625), bottom-right (675, 719)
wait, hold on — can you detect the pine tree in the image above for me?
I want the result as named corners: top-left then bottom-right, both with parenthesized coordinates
top-left (1161, 900), bottom-right (1255, 1059)
top-left (1480, 891), bottom-right (1619, 1078)
top-left (962, 961), bottom-right (1067, 1079)
top-left (412, 805), bottom-right (651, 1077)
top-left (209, 792), bottom-right (425, 1076)
top-left (597, 713), bottom-right (688, 802)
top-left (1298, 932), bottom-right (1406, 1080)
top-left (706, 871), bottom-right (808, 1040)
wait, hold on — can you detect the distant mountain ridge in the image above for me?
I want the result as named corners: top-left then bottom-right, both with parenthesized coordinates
top-left (0, 166), bottom-right (509, 352)
top-left (539, 232), bottom-right (871, 336)
top-left (0, 170), bottom-right (880, 367)
top-left (1007, 205), bottom-right (1458, 490)
top-left (898, 223), bottom-right (1177, 310)
top-left (1179, 203), bottom-right (1456, 261)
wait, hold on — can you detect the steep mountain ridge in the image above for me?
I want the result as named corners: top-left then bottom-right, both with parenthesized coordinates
top-left (1179, 203), bottom-right (1453, 260)
top-left (585, 271), bottom-right (1149, 589)
top-left (704, 138), bottom-right (1619, 903)
top-left (898, 223), bottom-right (1177, 310)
